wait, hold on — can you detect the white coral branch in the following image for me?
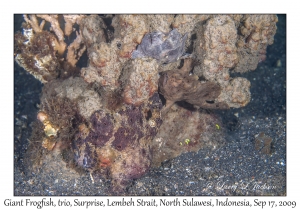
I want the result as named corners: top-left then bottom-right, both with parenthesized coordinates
top-left (67, 31), bottom-right (86, 67)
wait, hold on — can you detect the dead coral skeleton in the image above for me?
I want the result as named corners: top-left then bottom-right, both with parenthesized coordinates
top-left (16, 15), bottom-right (87, 83)
top-left (24, 15), bottom-right (66, 55)
top-left (63, 15), bottom-right (86, 36)
top-left (26, 14), bottom-right (86, 63)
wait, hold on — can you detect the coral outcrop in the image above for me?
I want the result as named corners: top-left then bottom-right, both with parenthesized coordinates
top-left (120, 59), bottom-right (159, 106)
top-left (190, 15), bottom-right (277, 108)
top-left (14, 14), bottom-right (278, 194)
top-left (173, 15), bottom-right (211, 43)
top-left (194, 15), bottom-right (239, 83)
top-left (234, 15), bottom-right (278, 73)
top-left (80, 15), bottom-right (151, 92)
top-left (147, 15), bottom-right (174, 33)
